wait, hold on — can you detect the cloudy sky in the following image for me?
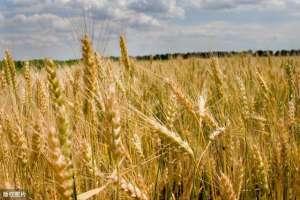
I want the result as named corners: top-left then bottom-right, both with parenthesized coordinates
top-left (0, 0), bottom-right (299, 60)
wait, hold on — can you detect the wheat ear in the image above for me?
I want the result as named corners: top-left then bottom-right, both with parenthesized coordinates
top-left (120, 35), bottom-right (133, 78)
top-left (36, 78), bottom-right (48, 116)
top-left (45, 59), bottom-right (72, 160)
top-left (31, 122), bottom-right (45, 160)
top-left (47, 128), bottom-right (73, 200)
top-left (109, 172), bottom-right (148, 200)
top-left (81, 35), bottom-right (97, 118)
top-left (4, 51), bottom-right (19, 104)
top-left (104, 84), bottom-right (123, 160)
top-left (166, 79), bottom-right (197, 120)
top-left (236, 77), bottom-right (250, 118)
top-left (23, 61), bottom-right (32, 116)
top-left (144, 116), bottom-right (194, 159)
top-left (252, 146), bottom-right (269, 194)
top-left (219, 172), bottom-right (237, 200)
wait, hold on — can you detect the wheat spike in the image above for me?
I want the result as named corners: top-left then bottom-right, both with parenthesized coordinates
top-left (3, 57), bottom-right (11, 87)
top-left (255, 69), bottom-right (271, 97)
top-left (31, 122), bottom-right (45, 160)
top-left (2, 118), bottom-right (28, 165)
top-left (252, 146), bottom-right (269, 194)
top-left (132, 133), bottom-right (145, 160)
top-left (4, 51), bottom-right (19, 103)
top-left (120, 35), bottom-right (133, 78)
top-left (211, 57), bottom-right (224, 85)
top-left (145, 116), bottom-right (194, 159)
top-left (219, 172), bottom-right (237, 200)
top-left (15, 126), bottom-right (28, 165)
top-left (23, 61), bottom-right (32, 115)
top-left (3, 118), bottom-right (17, 145)
top-left (235, 160), bottom-right (244, 199)
top-left (210, 57), bottom-right (225, 97)
top-left (72, 68), bottom-right (82, 98)
top-left (209, 127), bottom-right (226, 141)
top-left (81, 141), bottom-right (103, 178)
top-left (95, 52), bottom-right (105, 82)
top-left (44, 67), bottom-right (76, 199)
top-left (198, 89), bottom-right (219, 128)
top-left (81, 35), bottom-right (97, 118)
top-left (166, 79), bottom-right (197, 119)
top-left (165, 92), bottom-right (177, 130)
top-left (109, 172), bottom-right (148, 200)
top-left (236, 77), bottom-right (250, 118)
top-left (288, 100), bottom-right (295, 128)
top-left (47, 128), bottom-right (73, 200)
top-left (104, 84), bottom-right (123, 160)
top-left (285, 63), bottom-right (295, 100)
top-left (0, 70), bottom-right (6, 90)
top-left (45, 59), bottom-right (72, 160)
top-left (36, 78), bottom-right (48, 116)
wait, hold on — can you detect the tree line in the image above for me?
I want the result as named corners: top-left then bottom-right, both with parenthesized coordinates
top-left (133, 49), bottom-right (300, 60)
top-left (1, 49), bottom-right (300, 70)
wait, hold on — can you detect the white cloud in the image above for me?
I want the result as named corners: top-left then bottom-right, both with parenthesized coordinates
top-left (0, 13), bottom-right (4, 22)
top-left (0, 13), bottom-right (70, 34)
top-left (181, 0), bottom-right (288, 10)
top-left (57, 0), bottom-right (107, 9)
top-left (0, 0), bottom-right (299, 59)
top-left (125, 20), bottom-right (300, 56)
top-left (128, 0), bottom-right (185, 18)
top-left (0, 0), bottom-right (171, 32)
top-left (0, 0), bottom-right (172, 59)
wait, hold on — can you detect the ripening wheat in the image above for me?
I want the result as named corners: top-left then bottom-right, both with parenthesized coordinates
top-left (0, 36), bottom-right (299, 200)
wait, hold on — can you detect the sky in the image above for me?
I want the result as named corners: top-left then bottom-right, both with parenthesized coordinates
top-left (0, 0), bottom-right (300, 60)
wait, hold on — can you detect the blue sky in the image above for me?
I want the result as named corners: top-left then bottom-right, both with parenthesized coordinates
top-left (0, 0), bottom-right (299, 60)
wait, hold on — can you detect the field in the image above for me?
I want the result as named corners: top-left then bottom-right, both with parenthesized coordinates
top-left (0, 35), bottom-right (299, 200)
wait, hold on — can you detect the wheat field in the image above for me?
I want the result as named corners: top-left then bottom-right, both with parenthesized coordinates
top-left (0, 35), bottom-right (299, 200)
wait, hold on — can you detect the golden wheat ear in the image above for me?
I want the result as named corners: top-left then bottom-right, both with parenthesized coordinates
top-left (47, 127), bottom-right (73, 200)
top-left (81, 35), bottom-right (97, 118)
top-left (165, 79), bottom-right (197, 120)
top-left (219, 172), bottom-right (238, 200)
top-left (31, 122), bottom-right (45, 161)
top-left (4, 51), bottom-right (19, 105)
top-left (120, 35), bottom-right (132, 74)
top-left (145, 116), bottom-right (194, 159)
top-left (36, 78), bottom-right (48, 116)
top-left (104, 84), bottom-right (124, 161)
top-left (252, 146), bottom-right (269, 194)
top-left (45, 59), bottom-right (72, 159)
top-left (109, 171), bottom-right (149, 200)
